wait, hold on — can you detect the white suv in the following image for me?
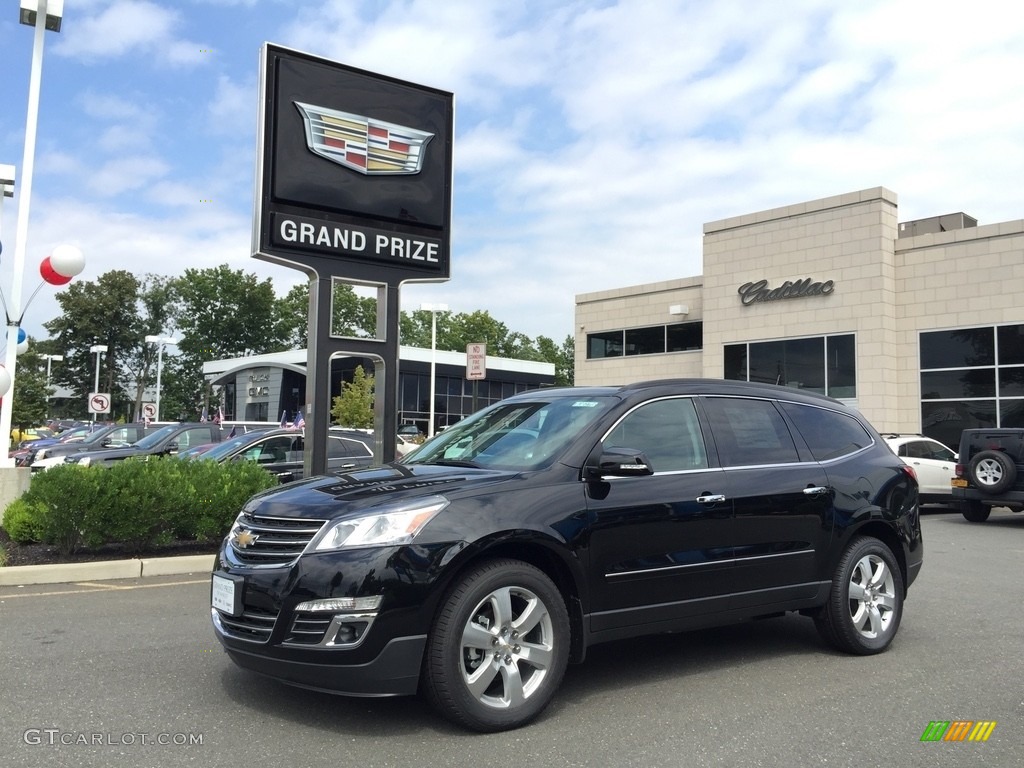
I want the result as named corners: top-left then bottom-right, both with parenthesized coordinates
top-left (883, 434), bottom-right (957, 505)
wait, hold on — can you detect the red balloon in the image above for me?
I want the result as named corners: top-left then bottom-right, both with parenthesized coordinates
top-left (40, 256), bottom-right (72, 285)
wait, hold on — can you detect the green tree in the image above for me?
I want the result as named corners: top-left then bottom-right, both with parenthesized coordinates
top-left (331, 365), bottom-right (374, 428)
top-left (10, 341), bottom-right (50, 431)
top-left (536, 334), bottom-right (575, 387)
top-left (167, 265), bottom-right (290, 418)
top-left (44, 270), bottom-right (150, 420)
top-left (277, 281), bottom-right (379, 348)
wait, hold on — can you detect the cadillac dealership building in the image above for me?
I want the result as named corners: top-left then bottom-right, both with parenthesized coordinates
top-left (575, 187), bottom-right (1024, 449)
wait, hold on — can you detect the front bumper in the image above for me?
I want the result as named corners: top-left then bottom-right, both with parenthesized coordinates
top-left (213, 608), bottom-right (425, 696)
top-left (210, 538), bottom-right (455, 697)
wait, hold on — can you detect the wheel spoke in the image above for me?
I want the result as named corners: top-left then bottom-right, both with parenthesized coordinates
top-left (512, 594), bottom-right (546, 637)
top-left (864, 604), bottom-right (883, 637)
top-left (848, 581), bottom-right (869, 602)
top-left (465, 660), bottom-right (501, 699)
top-left (517, 641), bottom-right (553, 671)
top-left (876, 593), bottom-right (896, 611)
top-left (462, 620), bottom-right (496, 651)
top-left (500, 662), bottom-right (526, 707)
top-left (490, 587), bottom-right (514, 628)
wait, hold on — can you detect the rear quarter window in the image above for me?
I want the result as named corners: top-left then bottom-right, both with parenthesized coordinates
top-left (780, 402), bottom-right (873, 461)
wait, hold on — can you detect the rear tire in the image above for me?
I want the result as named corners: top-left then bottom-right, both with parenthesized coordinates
top-left (815, 536), bottom-right (904, 655)
top-left (967, 450), bottom-right (1016, 494)
top-left (422, 559), bottom-right (570, 732)
top-left (961, 501), bottom-right (991, 523)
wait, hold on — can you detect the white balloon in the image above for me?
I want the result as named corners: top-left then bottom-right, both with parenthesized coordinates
top-left (0, 366), bottom-right (10, 397)
top-left (50, 244), bottom-right (85, 277)
top-left (17, 339), bottom-right (29, 353)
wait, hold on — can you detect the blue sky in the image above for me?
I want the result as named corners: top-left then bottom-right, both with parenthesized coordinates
top-left (1, 0), bottom-right (1023, 347)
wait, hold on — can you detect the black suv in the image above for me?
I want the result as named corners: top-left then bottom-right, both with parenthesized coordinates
top-left (195, 427), bottom-right (374, 482)
top-left (211, 379), bottom-right (923, 732)
top-left (952, 428), bottom-right (1024, 522)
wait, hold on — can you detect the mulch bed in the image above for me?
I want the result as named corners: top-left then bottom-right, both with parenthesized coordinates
top-left (0, 528), bottom-right (217, 567)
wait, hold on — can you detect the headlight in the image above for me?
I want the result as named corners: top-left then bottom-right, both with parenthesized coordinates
top-left (77, 456), bottom-right (91, 467)
top-left (36, 448), bottom-right (47, 460)
top-left (314, 495), bottom-right (448, 552)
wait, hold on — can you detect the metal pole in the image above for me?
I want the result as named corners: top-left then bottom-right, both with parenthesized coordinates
top-left (428, 309), bottom-right (437, 438)
top-left (155, 342), bottom-right (164, 421)
top-left (93, 350), bottom-right (101, 422)
top-left (0, 0), bottom-right (49, 467)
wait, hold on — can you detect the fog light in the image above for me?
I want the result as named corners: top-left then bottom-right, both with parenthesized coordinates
top-left (333, 620), bottom-right (369, 645)
top-left (294, 596), bottom-right (383, 612)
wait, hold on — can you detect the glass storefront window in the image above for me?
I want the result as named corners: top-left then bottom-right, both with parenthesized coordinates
top-left (998, 324), bottom-right (1024, 365)
top-left (826, 335), bottom-right (856, 398)
top-left (667, 322), bottom-right (703, 352)
top-left (920, 327), bottom-right (994, 369)
top-left (588, 331), bottom-right (623, 358)
top-left (724, 344), bottom-right (747, 381)
top-left (920, 369), bottom-right (996, 400)
top-left (625, 326), bottom-right (665, 356)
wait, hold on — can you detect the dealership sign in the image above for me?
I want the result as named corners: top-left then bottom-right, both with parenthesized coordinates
top-left (252, 44), bottom-right (454, 283)
top-left (737, 278), bottom-right (835, 306)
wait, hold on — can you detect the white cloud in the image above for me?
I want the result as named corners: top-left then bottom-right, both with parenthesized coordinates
top-left (54, 0), bottom-right (209, 67)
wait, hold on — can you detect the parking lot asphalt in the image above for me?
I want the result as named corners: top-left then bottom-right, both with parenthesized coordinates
top-left (1, 508), bottom-right (1023, 768)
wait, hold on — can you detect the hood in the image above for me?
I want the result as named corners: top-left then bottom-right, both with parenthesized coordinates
top-left (244, 463), bottom-right (516, 520)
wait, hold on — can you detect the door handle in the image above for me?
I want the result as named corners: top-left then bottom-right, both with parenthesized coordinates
top-left (696, 494), bottom-right (726, 504)
top-left (803, 486), bottom-right (829, 496)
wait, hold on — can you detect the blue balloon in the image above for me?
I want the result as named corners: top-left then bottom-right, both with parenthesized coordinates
top-left (17, 327), bottom-right (26, 344)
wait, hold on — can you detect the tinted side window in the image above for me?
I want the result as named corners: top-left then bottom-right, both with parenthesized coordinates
top-left (702, 398), bottom-right (800, 466)
top-left (779, 402), bottom-right (873, 461)
top-left (603, 398), bottom-right (708, 472)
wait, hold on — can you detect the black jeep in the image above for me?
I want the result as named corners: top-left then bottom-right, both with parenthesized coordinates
top-left (952, 428), bottom-right (1024, 522)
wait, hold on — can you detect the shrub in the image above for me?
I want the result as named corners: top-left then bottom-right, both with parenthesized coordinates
top-left (23, 457), bottom-right (280, 555)
top-left (2, 497), bottom-right (47, 543)
top-left (21, 464), bottom-right (106, 555)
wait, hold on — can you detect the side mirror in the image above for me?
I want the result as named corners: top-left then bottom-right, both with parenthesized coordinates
top-left (585, 446), bottom-right (655, 480)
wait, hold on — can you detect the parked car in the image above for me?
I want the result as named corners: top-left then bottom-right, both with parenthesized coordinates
top-left (195, 427), bottom-right (374, 482)
top-left (952, 428), bottom-right (1024, 522)
top-left (397, 423), bottom-right (422, 439)
top-left (211, 379), bottom-right (923, 732)
top-left (26, 422), bottom-right (155, 469)
top-left (65, 422), bottom-right (252, 467)
top-left (883, 434), bottom-right (957, 506)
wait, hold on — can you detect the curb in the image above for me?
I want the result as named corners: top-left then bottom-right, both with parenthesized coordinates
top-left (0, 554), bottom-right (217, 587)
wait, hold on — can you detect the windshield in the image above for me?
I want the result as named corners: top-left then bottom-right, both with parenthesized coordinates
top-left (200, 431), bottom-right (270, 460)
top-left (403, 395), bottom-right (615, 470)
top-left (131, 424), bottom-right (180, 450)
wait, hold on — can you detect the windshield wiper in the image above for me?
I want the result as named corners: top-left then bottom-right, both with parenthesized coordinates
top-left (422, 459), bottom-right (481, 468)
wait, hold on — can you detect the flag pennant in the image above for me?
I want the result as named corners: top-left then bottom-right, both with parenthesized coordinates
top-left (280, 410), bottom-right (288, 429)
top-left (293, 409), bottom-right (305, 430)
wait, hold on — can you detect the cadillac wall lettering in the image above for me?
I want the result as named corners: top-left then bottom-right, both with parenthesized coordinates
top-left (738, 278), bottom-right (835, 306)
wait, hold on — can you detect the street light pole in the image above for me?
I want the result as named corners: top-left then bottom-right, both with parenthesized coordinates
top-left (145, 336), bottom-right (177, 422)
top-left (43, 352), bottom-right (62, 418)
top-left (420, 303), bottom-right (448, 438)
top-left (0, 0), bottom-right (63, 468)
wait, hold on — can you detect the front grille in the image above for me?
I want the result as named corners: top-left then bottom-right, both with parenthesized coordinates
top-left (285, 612), bottom-right (333, 645)
top-left (229, 511), bottom-right (327, 567)
top-left (216, 605), bottom-right (278, 642)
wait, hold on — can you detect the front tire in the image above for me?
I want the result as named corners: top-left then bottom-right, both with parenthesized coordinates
top-left (815, 536), bottom-right (904, 655)
top-left (423, 559), bottom-right (570, 732)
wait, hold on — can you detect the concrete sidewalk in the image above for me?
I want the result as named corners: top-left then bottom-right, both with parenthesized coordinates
top-left (0, 553), bottom-right (217, 586)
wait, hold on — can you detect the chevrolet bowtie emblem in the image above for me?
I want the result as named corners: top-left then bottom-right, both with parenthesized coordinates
top-left (234, 529), bottom-right (259, 549)
top-left (295, 102), bottom-right (433, 175)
